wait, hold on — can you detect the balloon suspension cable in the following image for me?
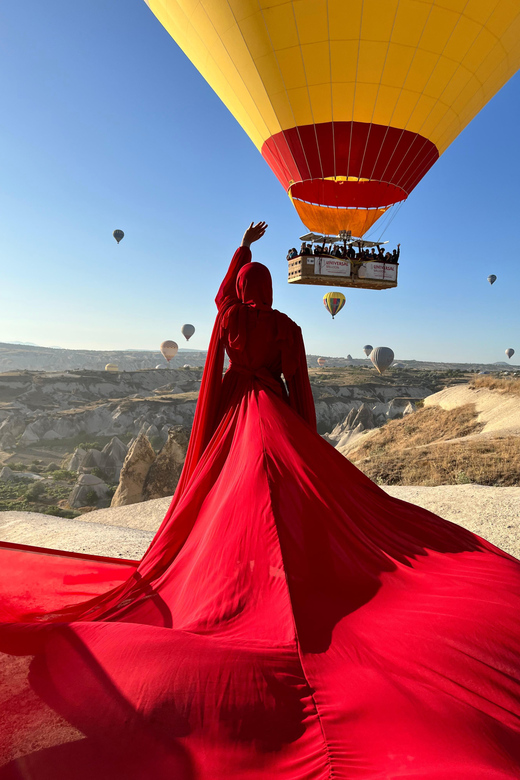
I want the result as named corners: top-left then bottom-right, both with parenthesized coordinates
top-left (364, 200), bottom-right (405, 244)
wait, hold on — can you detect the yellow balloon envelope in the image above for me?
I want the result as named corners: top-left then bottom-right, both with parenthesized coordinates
top-left (144, 0), bottom-right (520, 235)
top-left (323, 291), bottom-right (346, 319)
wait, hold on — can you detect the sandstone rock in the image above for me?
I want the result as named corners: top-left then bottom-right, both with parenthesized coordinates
top-left (42, 430), bottom-right (61, 440)
top-left (0, 466), bottom-right (15, 482)
top-left (111, 434), bottom-right (156, 507)
top-left (100, 437), bottom-right (128, 481)
top-left (11, 471), bottom-right (45, 482)
top-left (63, 447), bottom-right (87, 471)
top-left (69, 473), bottom-right (110, 508)
top-left (143, 426), bottom-right (190, 501)
top-left (20, 426), bottom-right (40, 444)
top-left (0, 432), bottom-right (17, 451)
top-left (80, 449), bottom-right (104, 470)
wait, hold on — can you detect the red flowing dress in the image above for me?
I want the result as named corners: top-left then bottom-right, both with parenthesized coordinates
top-left (1, 248), bottom-right (520, 779)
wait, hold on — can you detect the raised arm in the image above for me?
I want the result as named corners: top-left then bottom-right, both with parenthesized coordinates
top-left (215, 221), bottom-right (268, 311)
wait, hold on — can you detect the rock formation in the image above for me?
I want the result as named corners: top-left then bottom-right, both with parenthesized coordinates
top-left (143, 426), bottom-right (190, 501)
top-left (111, 434), bottom-right (156, 507)
top-left (63, 437), bottom-right (128, 482)
top-left (68, 474), bottom-right (110, 508)
top-left (101, 437), bottom-right (129, 481)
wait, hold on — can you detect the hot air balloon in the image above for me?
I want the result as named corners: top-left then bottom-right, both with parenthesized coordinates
top-left (363, 345), bottom-right (373, 357)
top-left (317, 358), bottom-right (326, 367)
top-left (487, 275), bottom-right (497, 285)
top-left (506, 348), bottom-right (515, 360)
top-left (145, 2), bottom-right (520, 237)
top-left (181, 324), bottom-right (195, 341)
top-left (323, 292), bottom-right (346, 319)
top-left (113, 230), bottom-right (124, 244)
top-left (105, 363), bottom-right (119, 372)
top-left (160, 340), bottom-right (178, 362)
top-left (370, 347), bottom-right (394, 374)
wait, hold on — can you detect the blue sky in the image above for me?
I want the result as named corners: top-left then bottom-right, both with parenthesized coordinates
top-left (0, 0), bottom-right (518, 364)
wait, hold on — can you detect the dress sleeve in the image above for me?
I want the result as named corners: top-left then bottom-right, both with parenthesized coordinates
top-left (215, 246), bottom-right (252, 311)
top-left (285, 326), bottom-right (317, 430)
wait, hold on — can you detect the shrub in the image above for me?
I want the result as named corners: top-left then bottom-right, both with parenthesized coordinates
top-left (7, 462), bottom-right (25, 471)
top-left (26, 482), bottom-right (46, 501)
top-left (46, 506), bottom-right (76, 519)
top-left (48, 469), bottom-right (77, 482)
top-left (84, 489), bottom-right (99, 506)
top-left (90, 467), bottom-right (109, 481)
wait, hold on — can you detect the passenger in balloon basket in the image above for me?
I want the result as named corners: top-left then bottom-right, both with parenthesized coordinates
top-left (1, 222), bottom-right (520, 779)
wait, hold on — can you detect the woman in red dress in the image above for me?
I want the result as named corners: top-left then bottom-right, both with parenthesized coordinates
top-left (1, 223), bottom-right (520, 779)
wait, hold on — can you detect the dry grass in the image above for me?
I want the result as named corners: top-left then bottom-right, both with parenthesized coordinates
top-left (349, 404), bottom-right (481, 460)
top-left (470, 375), bottom-right (520, 396)
top-left (352, 437), bottom-right (520, 487)
top-left (347, 404), bottom-right (520, 486)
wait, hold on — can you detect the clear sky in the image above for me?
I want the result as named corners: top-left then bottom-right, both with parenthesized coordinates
top-left (0, 1), bottom-right (518, 364)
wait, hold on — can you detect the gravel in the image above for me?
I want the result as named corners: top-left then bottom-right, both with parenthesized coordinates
top-left (0, 486), bottom-right (518, 561)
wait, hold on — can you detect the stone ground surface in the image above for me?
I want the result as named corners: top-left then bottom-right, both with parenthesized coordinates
top-left (1, 485), bottom-right (518, 560)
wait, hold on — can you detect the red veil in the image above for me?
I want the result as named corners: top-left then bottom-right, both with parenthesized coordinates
top-left (1, 248), bottom-right (520, 779)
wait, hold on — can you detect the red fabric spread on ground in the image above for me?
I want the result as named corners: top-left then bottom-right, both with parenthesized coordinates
top-left (1, 248), bottom-right (520, 779)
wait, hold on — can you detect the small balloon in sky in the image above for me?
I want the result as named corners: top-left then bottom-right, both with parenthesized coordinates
top-left (370, 347), bottom-right (394, 374)
top-left (487, 275), bottom-right (497, 285)
top-left (505, 348), bottom-right (515, 360)
top-left (160, 340), bottom-right (178, 362)
top-left (113, 229), bottom-right (124, 244)
top-left (323, 292), bottom-right (346, 319)
top-left (363, 345), bottom-right (373, 357)
top-left (181, 324), bottom-right (195, 341)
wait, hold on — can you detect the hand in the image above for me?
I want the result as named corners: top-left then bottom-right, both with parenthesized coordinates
top-left (241, 221), bottom-right (268, 247)
top-left (397, 243), bottom-right (400, 247)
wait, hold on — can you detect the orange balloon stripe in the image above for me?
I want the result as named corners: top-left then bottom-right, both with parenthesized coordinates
top-left (291, 200), bottom-right (387, 237)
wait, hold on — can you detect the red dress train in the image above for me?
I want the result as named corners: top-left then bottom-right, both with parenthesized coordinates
top-left (1, 248), bottom-right (520, 779)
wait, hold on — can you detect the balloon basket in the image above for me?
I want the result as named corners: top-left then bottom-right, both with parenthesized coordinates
top-left (288, 255), bottom-right (398, 290)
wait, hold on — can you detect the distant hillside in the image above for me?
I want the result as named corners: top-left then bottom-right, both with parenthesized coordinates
top-left (0, 342), bottom-right (207, 372)
top-left (1, 341), bottom-right (518, 374)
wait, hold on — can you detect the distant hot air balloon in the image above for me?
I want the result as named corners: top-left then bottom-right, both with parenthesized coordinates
top-left (105, 363), bottom-right (119, 372)
top-left (487, 275), bottom-right (497, 285)
top-left (145, 2), bottom-right (520, 237)
top-left (370, 347), bottom-right (394, 375)
top-left (363, 345), bottom-right (373, 357)
top-left (506, 348), bottom-right (515, 360)
top-left (160, 340), bottom-right (178, 362)
top-left (317, 358), bottom-right (326, 367)
top-left (181, 324), bottom-right (195, 341)
top-left (323, 292), bottom-right (346, 320)
top-left (113, 229), bottom-right (124, 244)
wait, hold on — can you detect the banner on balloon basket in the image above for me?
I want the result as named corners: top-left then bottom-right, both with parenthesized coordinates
top-left (315, 258), bottom-right (352, 277)
top-left (358, 263), bottom-right (397, 282)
